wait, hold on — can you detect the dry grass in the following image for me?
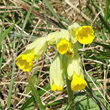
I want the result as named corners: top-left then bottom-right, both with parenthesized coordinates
top-left (0, 0), bottom-right (110, 109)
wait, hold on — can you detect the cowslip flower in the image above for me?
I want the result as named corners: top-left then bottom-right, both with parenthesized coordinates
top-left (16, 37), bottom-right (47, 72)
top-left (16, 23), bottom-right (95, 92)
top-left (57, 39), bottom-right (70, 55)
top-left (67, 52), bottom-right (87, 91)
top-left (26, 37), bottom-right (47, 60)
top-left (69, 23), bottom-right (95, 44)
top-left (50, 54), bottom-right (64, 91)
top-left (66, 42), bottom-right (87, 91)
top-left (47, 29), bottom-right (71, 55)
top-left (16, 49), bottom-right (35, 72)
top-left (47, 31), bottom-right (59, 45)
top-left (47, 29), bottom-right (70, 46)
top-left (71, 73), bottom-right (87, 91)
top-left (75, 26), bottom-right (95, 44)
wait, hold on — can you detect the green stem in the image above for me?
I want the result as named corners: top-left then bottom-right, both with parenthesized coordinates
top-left (63, 55), bottom-right (75, 110)
top-left (66, 77), bottom-right (75, 110)
top-left (66, 78), bottom-right (73, 101)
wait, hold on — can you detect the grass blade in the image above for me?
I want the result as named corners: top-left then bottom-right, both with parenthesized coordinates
top-left (22, 0), bottom-right (35, 31)
top-left (26, 72), bottom-right (45, 110)
top-left (6, 54), bottom-right (16, 108)
top-left (21, 96), bottom-right (34, 110)
top-left (103, 0), bottom-right (110, 34)
top-left (43, 0), bottom-right (59, 20)
top-left (0, 102), bottom-right (3, 110)
top-left (104, 0), bottom-right (110, 24)
top-left (43, 0), bottom-right (66, 29)
top-left (0, 24), bottom-right (15, 44)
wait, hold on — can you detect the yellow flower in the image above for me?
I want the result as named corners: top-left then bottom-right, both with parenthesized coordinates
top-left (16, 37), bottom-right (47, 72)
top-left (76, 26), bottom-right (95, 44)
top-left (50, 54), bottom-right (64, 91)
top-left (51, 83), bottom-right (63, 91)
top-left (71, 73), bottom-right (87, 91)
top-left (57, 39), bottom-right (70, 55)
top-left (16, 50), bottom-right (35, 72)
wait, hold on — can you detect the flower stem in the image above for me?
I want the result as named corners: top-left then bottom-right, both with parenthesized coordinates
top-left (66, 77), bottom-right (75, 110)
top-left (63, 55), bottom-right (75, 110)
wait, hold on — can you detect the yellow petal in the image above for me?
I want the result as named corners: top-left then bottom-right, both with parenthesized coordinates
top-left (76, 26), bottom-right (95, 44)
top-left (51, 83), bottom-right (63, 91)
top-left (71, 73), bottom-right (87, 91)
top-left (57, 39), bottom-right (70, 55)
top-left (16, 50), bottom-right (35, 72)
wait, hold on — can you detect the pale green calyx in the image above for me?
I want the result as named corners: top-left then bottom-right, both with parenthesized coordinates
top-left (66, 42), bottom-right (78, 57)
top-left (68, 23), bottom-right (81, 44)
top-left (50, 54), bottom-right (64, 90)
top-left (67, 51), bottom-right (83, 80)
top-left (47, 31), bottom-right (59, 45)
top-left (56, 29), bottom-right (70, 43)
top-left (26, 37), bottom-right (42, 50)
top-left (26, 37), bottom-right (47, 61)
top-left (46, 29), bottom-right (70, 46)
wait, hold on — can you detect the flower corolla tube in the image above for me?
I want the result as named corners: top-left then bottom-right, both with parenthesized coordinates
top-left (16, 23), bottom-right (95, 91)
top-left (50, 54), bottom-right (64, 91)
top-left (16, 37), bottom-right (47, 72)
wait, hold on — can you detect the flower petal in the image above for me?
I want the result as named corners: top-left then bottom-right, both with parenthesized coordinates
top-left (76, 26), bottom-right (95, 44)
top-left (71, 73), bottom-right (87, 91)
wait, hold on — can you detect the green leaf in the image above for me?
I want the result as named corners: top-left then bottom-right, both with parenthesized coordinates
top-left (0, 24), bottom-right (15, 43)
top-left (21, 96), bottom-right (34, 110)
top-left (22, 0), bottom-right (35, 31)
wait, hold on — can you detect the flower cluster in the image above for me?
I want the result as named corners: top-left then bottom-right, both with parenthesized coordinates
top-left (16, 23), bottom-right (95, 91)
